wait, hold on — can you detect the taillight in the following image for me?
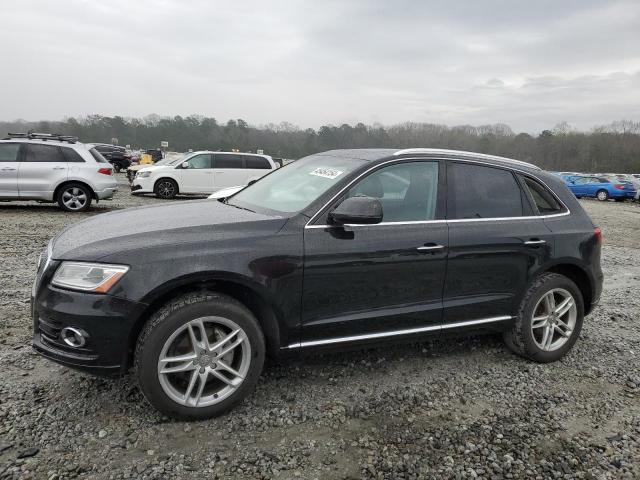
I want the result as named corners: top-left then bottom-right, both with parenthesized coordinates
top-left (594, 227), bottom-right (603, 245)
top-left (614, 184), bottom-right (624, 190)
top-left (98, 167), bottom-right (113, 175)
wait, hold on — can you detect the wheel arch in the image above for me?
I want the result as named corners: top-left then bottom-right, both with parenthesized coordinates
top-left (541, 262), bottom-right (594, 314)
top-left (53, 179), bottom-right (97, 201)
top-left (126, 274), bottom-right (281, 368)
top-left (153, 176), bottom-right (180, 194)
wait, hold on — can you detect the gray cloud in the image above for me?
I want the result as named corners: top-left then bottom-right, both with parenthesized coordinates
top-left (1, 0), bottom-right (638, 132)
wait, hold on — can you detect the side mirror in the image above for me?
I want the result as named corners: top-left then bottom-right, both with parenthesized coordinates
top-left (181, 162), bottom-right (190, 169)
top-left (328, 196), bottom-right (383, 225)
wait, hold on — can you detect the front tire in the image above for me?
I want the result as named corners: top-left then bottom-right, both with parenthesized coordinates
top-left (154, 178), bottom-right (178, 199)
top-left (57, 183), bottom-right (92, 212)
top-left (503, 273), bottom-right (584, 363)
top-left (135, 292), bottom-right (265, 420)
top-left (596, 189), bottom-right (609, 201)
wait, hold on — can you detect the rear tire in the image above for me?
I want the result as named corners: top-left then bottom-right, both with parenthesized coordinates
top-left (503, 273), bottom-right (584, 363)
top-left (154, 178), bottom-right (178, 199)
top-left (56, 183), bottom-right (92, 212)
top-left (596, 189), bottom-right (609, 201)
top-left (135, 292), bottom-right (265, 420)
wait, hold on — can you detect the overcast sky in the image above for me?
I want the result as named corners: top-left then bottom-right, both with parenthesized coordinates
top-left (2, 0), bottom-right (639, 132)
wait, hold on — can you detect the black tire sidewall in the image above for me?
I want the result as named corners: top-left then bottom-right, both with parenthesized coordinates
top-left (519, 275), bottom-right (584, 363)
top-left (136, 296), bottom-right (265, 420)
top-left (57, 183), bottom-right (92, 212)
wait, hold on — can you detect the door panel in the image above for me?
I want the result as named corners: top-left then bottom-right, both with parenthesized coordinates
top-left (178, 154), bottom-right (214, 193)
top-left (18, 144), bottom-right (68, 200)
top-left (443, 161), bottom-right (553, 324)
top-left (0, 143), bottom-right (21, 198)
top-left (213, 154), bottom-right (245, 189)
top-left (444, 219), bottom-right (553, 322)
top-left (301, 160), bottom-right (446, 342)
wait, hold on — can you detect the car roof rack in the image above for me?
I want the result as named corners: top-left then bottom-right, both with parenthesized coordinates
top-left (5, 132), bottom-right (79, 144)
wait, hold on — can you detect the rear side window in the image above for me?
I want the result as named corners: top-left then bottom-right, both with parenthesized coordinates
top-left (215, 154), bottom-right (242, 169)
top-left (244, 155), bottom-right (271, 169)
top-left (61, 147), bottom-right (85, 163)
top-left (520, 176), bottom-right (564, 215)
top-left (23, 144), bottom-right (67, 163)
top-left (0, 143), bottom-right (20, 162)
top-left (89, 148), bottom-right (110, 163)
top-left (447, 162), bottom-right (523, 219)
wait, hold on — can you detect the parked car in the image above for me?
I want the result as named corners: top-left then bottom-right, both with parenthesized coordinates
top-left (127, 155), bottom-right (180, 183)
top-left (601, 174), bottom-right (640, 200)
top-left (33, 148), bottom-right (603, 419)
top-left (0, 133), bottom-right (117, 212)
top-left (89, 144), bottom-right (131, 172)
top-left (565, 175), bottom-right (636, 201)
top-left (131, 151), bottom-right (277, 198)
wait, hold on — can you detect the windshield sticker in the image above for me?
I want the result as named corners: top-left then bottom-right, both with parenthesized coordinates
top-left (310, 167), bottom-right (344, 179)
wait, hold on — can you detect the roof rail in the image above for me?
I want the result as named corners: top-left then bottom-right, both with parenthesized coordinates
top-left (393, 148), bottom-right (541, 170)
top-left (5, 132), bottom-right (79, 144)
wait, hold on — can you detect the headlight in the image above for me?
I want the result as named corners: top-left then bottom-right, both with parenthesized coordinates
top-left (137, 171), bottom-right (151, 178)
top-left (51, 262), bottom-right (129, 293)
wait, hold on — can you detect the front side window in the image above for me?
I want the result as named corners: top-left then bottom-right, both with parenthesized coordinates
top-left (448, 162), bottom-right (523, 219)
top-left (228, 155), bottom-right (364, 214)
top-left (244, 155), bottom-right (271, 169)
top-left (347, 161), bottom-right (439, 222)
top-left (521, 176), bottom-right (564, 215)
top-left (183, 154), bottom-right (212, 169)
top-left (0, 143), bottom-right (20, 162)
top-left (23, 144), bottom-right (67, 163)
top-left (215, 154), bottom-right (242, 169)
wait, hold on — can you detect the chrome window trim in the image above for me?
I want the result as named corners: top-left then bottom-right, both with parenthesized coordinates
top-left (284, 315), bottom-right (512, 349)
top-left (393, 148), bottom-right (541, 170)
top-left (304, 156), bottom-right (570, 229)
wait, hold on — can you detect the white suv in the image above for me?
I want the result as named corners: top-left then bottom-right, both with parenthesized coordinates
top-left (0, 133), bottom-right (117, 212)
top-left (131, 151), bottom-right (277, 199)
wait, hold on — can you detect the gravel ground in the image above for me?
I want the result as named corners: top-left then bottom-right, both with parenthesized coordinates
top-left (1, 176), bottom-right (639, 479)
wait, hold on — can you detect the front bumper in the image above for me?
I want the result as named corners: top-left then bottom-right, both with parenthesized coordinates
top-left (131, 176), bottom-right (154, 194)
top-left (32, 270), bottom-right (147, 376)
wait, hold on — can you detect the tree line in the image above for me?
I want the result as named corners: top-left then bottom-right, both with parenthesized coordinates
top-left (2, 115), bottom-right (639, 173)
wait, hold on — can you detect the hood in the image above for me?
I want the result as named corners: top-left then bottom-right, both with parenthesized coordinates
top-left (139, 164), bottom-right (172, 173)
top-left (51, 200), bottom-right (287, 261)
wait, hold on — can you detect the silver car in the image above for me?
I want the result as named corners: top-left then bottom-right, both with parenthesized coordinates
top-left (0, 133), bottom-right (118, 212)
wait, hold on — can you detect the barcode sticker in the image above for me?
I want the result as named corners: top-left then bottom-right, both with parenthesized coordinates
top-left (310, 167), bottom-right (344, 179)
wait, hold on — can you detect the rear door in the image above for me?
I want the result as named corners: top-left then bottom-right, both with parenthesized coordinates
top-left (18, 144), bottom-right (69, 200)
top-left (178, 153), bottom-right (214, 193)
top-left (243, 155), bottom-right (273, 183)
top-left (213, 154), bottom-right (245, 190)
top-left (443, 162), bottom-right (553, 326)
top-left (0, 143), bottom-right (21, 198)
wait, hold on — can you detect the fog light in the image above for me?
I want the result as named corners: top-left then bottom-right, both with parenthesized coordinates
top-left (60, 327), bottom-right (88, 348)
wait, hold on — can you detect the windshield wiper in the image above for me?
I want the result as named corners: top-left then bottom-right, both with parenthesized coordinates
top-left (225, 202), bottom-right (255, 213)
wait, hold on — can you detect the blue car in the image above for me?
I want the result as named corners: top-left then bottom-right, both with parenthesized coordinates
top-left (565, 175), bottom-right (637, 201)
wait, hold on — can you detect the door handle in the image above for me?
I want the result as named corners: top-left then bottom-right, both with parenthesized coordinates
top-left (52, 166), bottom-right (66, 170)
top-left (417, 244), bottom-right (445, 252)
top-left (1, 167), bottom-right (16, 171)
top-left (524, 239), bottom-right (547, 246)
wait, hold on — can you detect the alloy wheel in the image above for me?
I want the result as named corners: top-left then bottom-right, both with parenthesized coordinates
top-left (531, 288), bottom-right (577, 352)
top-left (157, 181), bottom-right (176, 198)
top-left (157, 317), bottom-right (251, 408)
top-left (61, 187), bottom-right (88, 211)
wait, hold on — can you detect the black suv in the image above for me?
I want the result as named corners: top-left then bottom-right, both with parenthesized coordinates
top-left (91, 144), bottom-right (131, 172)
top-left (32, 149), bottom-right (603, 419)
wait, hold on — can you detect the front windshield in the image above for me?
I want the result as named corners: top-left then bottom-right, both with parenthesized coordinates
top-left (155, 155), bottom-right (187, 166)
top-left (227, 154), bottom-right (365, 214)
